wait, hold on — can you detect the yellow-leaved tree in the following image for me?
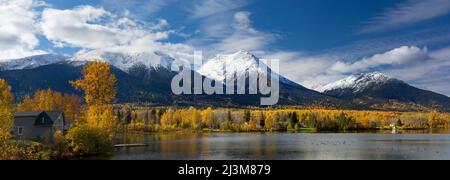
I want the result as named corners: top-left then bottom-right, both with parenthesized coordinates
top-left (202, 107), bottom-right (215, 129)
top-left (66, 61), bottom-right (117, 156)
top-left (0, 79), bottom-right (14, 140)
top-left (70, 61), bottom-right (117, 131)
top-left (17, 89), bottom-right (82, 122)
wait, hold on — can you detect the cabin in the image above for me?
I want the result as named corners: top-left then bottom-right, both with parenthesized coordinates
top-left (12, 110), bottom-right (67, 141)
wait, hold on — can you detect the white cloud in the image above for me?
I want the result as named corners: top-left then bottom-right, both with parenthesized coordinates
top-left (360, 0), bottom-right (450, 33)
top-left (39, 5), bottom-right (199, 65)
top-left (218, 12), bottom-right (276, 53)
top-left (264, 51), bottom-right (341, 89)
top-left (385, 52), bottom-right (450, 96)
top-left (234, 11), bottom-right (253, 31)
top-left (430, 46), bottom-right (450, 59)
top-left (0, 0), bottom-right (46, 60)
top-left (329, 46), bottom-right (429, 73)
top-left (190, 0), bottom-right (248, 19)
top-left (190, 11), bottom-right (277, 56)
top-left (41, 6), bottom-right (170, 50)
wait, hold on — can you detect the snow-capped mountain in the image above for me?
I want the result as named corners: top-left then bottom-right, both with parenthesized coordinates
top-left (0, 54), bottom-right (68, 71)
top-left (318, 72), bottom-right (394, 93)
top-left (320, 72), bottom-right (450, 111)
top-left (198, 51), bottom-right (292, 84)
top-left (0, 51), bottom-right (185, 74)
top-left (72, 51), bottom-right (177, 72)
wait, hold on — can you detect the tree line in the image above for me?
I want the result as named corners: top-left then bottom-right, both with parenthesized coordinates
top-left (117, 106), bottom-right (450, 132)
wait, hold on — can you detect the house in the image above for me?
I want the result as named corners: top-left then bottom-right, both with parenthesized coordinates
top-left (12, 110), bottom-right (67, 141)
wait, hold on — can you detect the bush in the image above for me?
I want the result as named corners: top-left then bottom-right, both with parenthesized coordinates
top-left (0, 141), bottom-right (50, 160)
top-left (51, 131), bottom-right (69, 158)
top-left (66, 125), bottom-right (113, 156)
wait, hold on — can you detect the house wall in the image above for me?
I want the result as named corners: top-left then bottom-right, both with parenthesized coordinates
top-left (14, 115), bottom-right (54, 141)
top-left (52, 114), bottom-right (65, 132)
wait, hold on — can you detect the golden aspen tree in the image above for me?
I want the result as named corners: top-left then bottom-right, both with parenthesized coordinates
top-left (71, 61), bottom-right (116, 105)
top-left (17, 89), bottom-right (82, 122)
top-left (191, 108), bottom-right (202, 130)
top-left (70, 61), bottom-right (117, 131)
top-left (174, 110), bottom-right (182, 128)
top-left (0, 79), bottom-right (14, 140)
top-left (359, 115), bottom-right (369, 129)
top-left (161, 108), bottom-right (174, 130)
top-left (63, 94), bottom-right (82, 122)
top-left (202, 107), bottom-right (215, 129)
top-left (264, 112), bottom-right (275, 130)
top-left (17, 95), bottom-right (33, 112)
top-left (428, 111), bottom-right (440, 128)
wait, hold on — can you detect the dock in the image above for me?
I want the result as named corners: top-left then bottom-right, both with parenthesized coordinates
top-left (114, 143), bottom-right (148, 148)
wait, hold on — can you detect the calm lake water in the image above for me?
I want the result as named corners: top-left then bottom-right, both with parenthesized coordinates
top-left (112, 130), bottom-right (450, 160)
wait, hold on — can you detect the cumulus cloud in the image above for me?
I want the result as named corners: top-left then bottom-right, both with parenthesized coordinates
top-left (40, 6), bottom-right (170, 50)
top-left (329, 46), bottom-right (429, 73)
top-left (360, 0), bottom-right (450, 33)
top-left (0, 0), bottom-right (46, 60)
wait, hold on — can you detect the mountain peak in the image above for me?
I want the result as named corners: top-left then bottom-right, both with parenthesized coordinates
top-left (0, 54), bottom-right (68, 71)
top-left (318, 72), bottom-right (394, 93)
top-left (198, 51), bottom-right (265, 82)
top-left (362, 72), bottom-right (392, 81)
top-left (72, 51), bottom-right (176, 72)
top-left (214, 51), bottom-right (259, 63)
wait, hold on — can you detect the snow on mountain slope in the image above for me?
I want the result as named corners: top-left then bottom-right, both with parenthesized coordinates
top-left (0, 54), bottom-right (68, 71)
top-left (317, 72), bottom-right (393, 93)
top-left (198, 51), bottom-right (293, 84)
top-left (72, 50), bottom-right (177, 72)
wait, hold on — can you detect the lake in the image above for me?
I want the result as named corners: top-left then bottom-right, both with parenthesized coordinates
top-left (112, 130), bottom-right (450, 160)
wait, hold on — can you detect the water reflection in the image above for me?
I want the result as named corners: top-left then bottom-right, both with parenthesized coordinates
top-left (113, 130), bottom-right (450, 160)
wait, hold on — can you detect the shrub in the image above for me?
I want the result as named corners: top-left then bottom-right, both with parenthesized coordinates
top-left (0, 141), bottom-right (50, 160)
top-left (51, 131), bottom-right (69, 158)
top-left (66, 125), bottom-right (113, 156)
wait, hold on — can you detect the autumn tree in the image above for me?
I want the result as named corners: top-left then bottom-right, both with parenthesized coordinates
top-left (17, 95), bottom-right (33, 112)
top-left (71, 61), bottom-right (116, 105)
top-left (17, 89), bottom-right (82, 122)
top-left (161, 108), bottom-right (175, 129)
top-left (0, 79), bottom-right (14, 139)
top-left (287, 112), bottom-right (299, 130)
top-left (191, 108), bottom-right (202, 130)
top-left (259, 111), bottom-right (265, 129)
top-left (70, 61), bottom-right (117, 131)
top-left (202, 107), bottom-right (216, 129)
top-left (243, 110), bottom-right (251, 123)
top-left (264, 112), bottom-right (275, 130)
top-left (428, 111), bottom-right (441, 128)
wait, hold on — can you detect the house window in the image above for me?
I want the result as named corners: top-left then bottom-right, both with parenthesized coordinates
top-left (17, 127), bottom-right (23, 136)
top-left (42, 117), bottom-right (45, 124)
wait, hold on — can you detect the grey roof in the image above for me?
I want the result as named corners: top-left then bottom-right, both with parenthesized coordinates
top-left (14, 110), bottom-right (64, 125)
top-left (15, 111), bottom-right (44, 117)
top-left (46, 110), bottom-right (64, 121)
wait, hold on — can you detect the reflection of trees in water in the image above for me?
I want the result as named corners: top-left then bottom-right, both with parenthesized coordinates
top-left (159, 132), bottom-right (203, 160)
top-left (114, 132), bottom-right (450, 160)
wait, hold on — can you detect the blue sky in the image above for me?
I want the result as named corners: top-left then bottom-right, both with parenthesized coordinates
top-left (1, 0), bottom-right (450, 96)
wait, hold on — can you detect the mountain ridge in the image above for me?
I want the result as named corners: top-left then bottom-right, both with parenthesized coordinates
top-left (320, 72), bottom-right (450, 111)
